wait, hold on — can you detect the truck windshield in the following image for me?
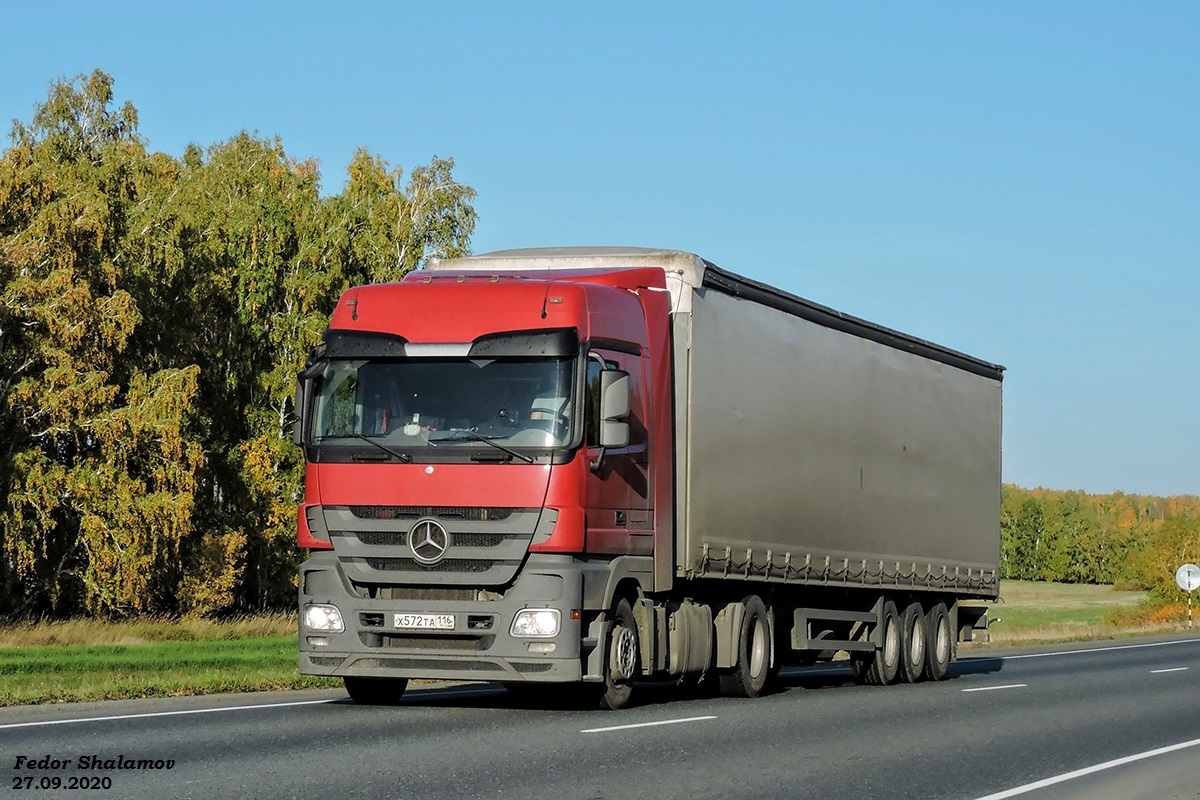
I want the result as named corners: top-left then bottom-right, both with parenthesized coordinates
top-left (310, 356), bottom-right (576, 450)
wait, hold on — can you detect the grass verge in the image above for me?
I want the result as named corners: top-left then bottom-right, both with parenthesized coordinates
top-left (0, 636), bottom-right (339, 706)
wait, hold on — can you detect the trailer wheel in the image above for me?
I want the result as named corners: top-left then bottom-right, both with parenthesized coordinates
top-left (922, 602), bottom-right (952, 681)
top-left (719, 595), bottom-right (772, 698)
top-left (343, 676), bottom-right (408, 705)
top-left (853, 598), bottom-right (900, 686)
top-left (899, 600), bottom-right (927, 683)
top-left (600, 598), bottom-right (640, 710)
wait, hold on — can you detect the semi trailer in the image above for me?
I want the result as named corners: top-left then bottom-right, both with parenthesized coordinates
top-left (294, 247), bottom-right (1003, 708)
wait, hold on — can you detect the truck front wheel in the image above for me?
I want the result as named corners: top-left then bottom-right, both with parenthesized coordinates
top-left (343, 676), bottom-right (408, 705)
top-left (600, 598), bottom-right (640, 710)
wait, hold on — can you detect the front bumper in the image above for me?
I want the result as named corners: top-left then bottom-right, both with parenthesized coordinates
top-left (299, 552), bottom-right (593, 683)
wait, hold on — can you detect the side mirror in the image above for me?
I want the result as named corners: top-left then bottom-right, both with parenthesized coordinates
top-left (597, 370), bottom-right (630, 449)
top-left (294, 348), bottom-right (325, 446)
top-left (292, 377), bottom-right (309, 446)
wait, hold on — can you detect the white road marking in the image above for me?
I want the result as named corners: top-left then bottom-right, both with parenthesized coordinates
top-left (1150, 667), bottom-right (1189, 674)
top-left (972, 637), bottom-right (1200, 662)
top-left (961, 683), bottom-right (1027, 693)
top-left (970, 737), bottom-right (1200, 800)
top-left (0, 684), bottom-right (511, 731)
top-left (0, 698), bottom-right (339, 730)
top-left (581, 715), bottom-right (718, 734)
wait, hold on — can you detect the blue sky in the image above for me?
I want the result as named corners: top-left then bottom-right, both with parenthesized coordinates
top-left (4, 2), bottom-right (1197, 496)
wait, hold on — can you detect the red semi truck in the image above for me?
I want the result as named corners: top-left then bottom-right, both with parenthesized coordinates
top-left (294, 247), bottom-right (1003, 708)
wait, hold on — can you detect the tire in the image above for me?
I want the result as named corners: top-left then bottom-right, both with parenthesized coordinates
top-left (899, 600), bottom-right (927, 684)
top-left (854, 598), bottom-right (900, 686)
top-left (921, 602), bottom-right (952, 682)
top-left (343, 676), bottom-right (408, 705)
top-left (718, 595), bottom-right (772, 698)
top-left (600, 598), bottom-right (640, 710)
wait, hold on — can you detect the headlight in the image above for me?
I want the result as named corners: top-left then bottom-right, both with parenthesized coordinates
top-left (304, 603), bottom-right (345, 633)
top-left (510, 608), bottom-right (560, 638)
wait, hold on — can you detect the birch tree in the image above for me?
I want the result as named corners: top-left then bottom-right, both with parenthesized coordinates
top-left (0, 70), bottom-right (477, 616)
top-left (0, 71), bottom-right (203, 614)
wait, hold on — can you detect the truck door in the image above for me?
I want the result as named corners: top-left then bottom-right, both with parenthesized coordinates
top-left (584, 347), bottom-right (652, 555)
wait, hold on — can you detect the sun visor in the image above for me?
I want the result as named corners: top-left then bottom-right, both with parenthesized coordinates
top-left (468, 328), bottom-right (578, 357)
top-left (321, 330), bottom-right (409, 358)
top-left (320, 328), bottom-right (577, 358)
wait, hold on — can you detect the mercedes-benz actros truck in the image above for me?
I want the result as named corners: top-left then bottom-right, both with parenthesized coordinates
top-left (294, 247), bottom-right (1002, 709)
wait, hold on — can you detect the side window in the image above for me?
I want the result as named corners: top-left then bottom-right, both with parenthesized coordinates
top-left (585, 353), bottom-right (624, 446)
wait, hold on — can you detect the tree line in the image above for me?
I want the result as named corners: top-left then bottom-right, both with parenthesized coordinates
top-left (1002, 485), bottom-right (1200, 599)
top-left (1, 71), bottom-right (476, 617)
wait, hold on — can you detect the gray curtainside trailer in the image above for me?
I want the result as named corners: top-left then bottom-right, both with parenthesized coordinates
top-left (295, 247), bottom-right (1003, 708)
top-left (673, 259), bottom-right (1001, 594)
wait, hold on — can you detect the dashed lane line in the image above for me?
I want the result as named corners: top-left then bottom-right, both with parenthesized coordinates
top-left (582, 715), bottom-right (718, 734)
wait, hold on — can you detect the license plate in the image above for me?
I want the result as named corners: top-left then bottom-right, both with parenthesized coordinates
top-left (393, 613), bottom-right (455, 631)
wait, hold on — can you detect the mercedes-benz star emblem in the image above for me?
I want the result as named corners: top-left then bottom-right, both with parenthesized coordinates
top-left (408, 519), bottom-right (450, 565)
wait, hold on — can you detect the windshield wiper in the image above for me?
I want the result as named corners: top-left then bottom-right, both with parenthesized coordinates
top-left (347, 433), bottom-right (412, 463)
top-left (428, 430), bottom-right (535, 463)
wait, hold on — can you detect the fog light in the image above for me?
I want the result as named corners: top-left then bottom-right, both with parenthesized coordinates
top-left (511, 608), bottom-right (560, 637)
top-left (527, 642), bottom-right (556, 653)
top-left (306, 636), bottom-right (331, 647)
top-left (304, 603), bottom-right (345, 633)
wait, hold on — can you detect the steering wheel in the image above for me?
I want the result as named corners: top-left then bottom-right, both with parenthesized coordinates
top-left (528, 408), bottom-right (570, 439)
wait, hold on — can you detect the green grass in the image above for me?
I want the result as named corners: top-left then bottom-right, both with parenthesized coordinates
top-left (0, 636), bottom-right (339, 706)
top-left (0, 582), bottom-right (1189, 706)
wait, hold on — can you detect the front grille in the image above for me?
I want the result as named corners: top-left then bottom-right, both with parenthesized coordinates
top-left (328, 505), bottom-right (541, 587)
top-left (366, 557), bottom-right (496, 573)
top-left (372, 586), bottom-right (481, 602)
top-left (451, 532), bottom-right (518, 547)
top-left (308, 656), bottom-right (342, 667)
top-left (513, 663), bottom-right (554, 673)
top-left (356, 531), bottom-right (407, 546)
top-left (356, 531), bottom-right (515, 548)
top-left (349, 506), bottom-right (521, 522)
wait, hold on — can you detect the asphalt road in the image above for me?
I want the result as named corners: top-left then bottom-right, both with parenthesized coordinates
top-left (4, 634), bottom-right (1200, 800)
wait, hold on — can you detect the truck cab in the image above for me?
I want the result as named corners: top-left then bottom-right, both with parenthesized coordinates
top-left (295, 256), bottom-right (674, 706)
